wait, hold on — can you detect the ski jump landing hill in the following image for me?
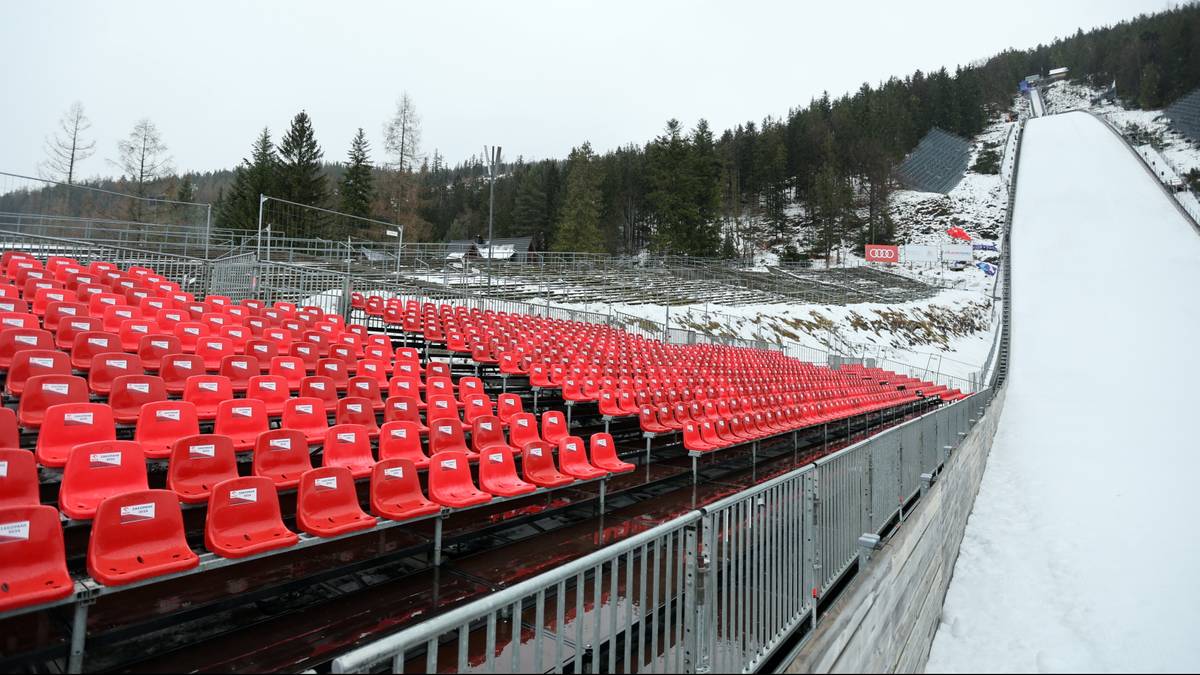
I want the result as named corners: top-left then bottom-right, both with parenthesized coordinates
top-left (788, 109), bottom-right (1200, 672)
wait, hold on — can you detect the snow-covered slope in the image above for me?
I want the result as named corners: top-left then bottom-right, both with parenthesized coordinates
top-left (927, 111), bottom-right (1200, 671)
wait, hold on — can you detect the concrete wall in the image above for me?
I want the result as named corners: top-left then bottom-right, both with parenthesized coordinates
top-left (783, 385), bottom-right (1008, 674)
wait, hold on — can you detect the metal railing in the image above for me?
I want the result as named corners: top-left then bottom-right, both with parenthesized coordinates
top-left (332, 388), bottom-right (993, 674)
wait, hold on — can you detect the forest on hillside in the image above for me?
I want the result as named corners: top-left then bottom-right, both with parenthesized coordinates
top-left (6, 3), bottom-right (1199, 260)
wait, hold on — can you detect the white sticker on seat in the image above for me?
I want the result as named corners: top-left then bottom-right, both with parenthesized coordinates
top-left (311, 382), bottom-right (326, 391)
top-left (0, 520), bottom-right (28, 542)
top-left (517, 419), bottom-right (529, 427)
top-left (567, 443), bottom-right (577, 451)
top-left (232, 360), bottom-right (247, 369)
top-left (280, 361), bottom-right (296, 370)
top-left (90, 452), bottom-right (122, 466)
top-left (119, 502), bottom-right (156, 522)
top-left (363, 363), bottom-right (376, 372)
top-left (132, 325), bottom-right (148, 333)
top-left (232, 406), bottom-right (252, 417)
top-left (189, 444), bottom-right (216, 458)
top-left (14, 334), bottom-right (37, 345)
top-left (390, 427), bottom-right (407, 439)
top-left (296, 404), bottom-right (313, 414)
top-left (530, 447), bottom-right (543, 457)
top-left (384, 466), bottom-right (404, 479)
top-left (260, 381), bottom-right (277, 391)
top-left (206, 341), bottom-right (224, 350)
top-left (116, 309), bottom-right (132, 318)
top-left (155, 408), bottom-right (181, 421)
top-left (440, 459), bottom-right (457, 470)
top-left (396, 402), bottom-right (409, 411)
top-left (0, 461), bottom-right (6, 477)
top-left (336, 432), bottom-right (357, 443)
top-left (356, 382), bottom-right (370, 390)
top-left (435, 400), bottom-right (448, 409)
top-left (70, 321), bottom-right (90, 330)
top-left (326, 363), bottom-right (339, 371)
top-left (254, 344), bottom-right (268, 353)
top-left (488, 452), bottom-right (505, 464)
top-left (63, 412), bottom-right (93, 424)
top-left (106, 359), bottom-right (128, 369)
top-left (199, 381), bottom-right (219, 392)
top-left (437, 425), bottom-right (452, 435)
top-left (87, 337), bottom-right (109, 347)
top-left (480, 422), bottom-right (493, 431)
top-left (314, 476), bottom-right (338, 490)
top-left (100, 297), bottom-right (116, 305)
top-left (184, 327), bottom-right (200, 335)
top-left (229, 488), bottom-right (258, 503)
top-left (31, 357), bottom-right (56, 368)
top-left (60, 307), bottom-right (78, 316)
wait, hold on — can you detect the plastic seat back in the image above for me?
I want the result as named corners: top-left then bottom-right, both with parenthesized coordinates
top-left (457, 376), bottom-right (485, 403)
top-left (496, 393), bottom-right (524, 423)
top-left (478, 446), bottom-right (537, 497)
top-left (205, 476), bottom-right (298, 558)
top-left (135, 400), bottom-right (201, 459)
top-left (19, 374), bottom-right (89, 430)
top-left (213, 399), bottom-right (269, 451)
top-left (137, 334), bottom-right (182, 371)
top-left (355, 358), bottom-right (389, 385)
top-left (424, 375), bottom-right (454, 399)
top-left (108, 374), bottom-right (168, 425)
top-left (252, 429), bottom-right (312, 488)
top-left (370, 459), bottom-right (439, 521)
top-left (470, 416), bottom-right (510, 454)
top-left (43, 301), bottom-right (88, 333)
top-left (336, 396), bottom-right (379, 434)
top-left (59, 440), bottom-right (149, 520)
top-left (300, 375), bottom-right (339, 411)
top-left (159, 353), bottom-right (205, 395)
top-left (269, 355), bottom-right (306, 391)
top-left (87, 352), bottom-right (144, 396)
top-left (462, 395), bottom-right (495, 427)
top-left (295, 466), bottom-right (375, 537)
top-left (167, 434), bottom-right (238, 503)
top-left (174, 321), bottom-right (210, 352)
top-left (428, 418), bottom-right (471, 457)
top-left (245, 339), bottom-right (279, 364)
top-left (0, 328), bottom-right (53, 370)
top-left (347, 376), bottom-right (384, 409)
top-left (217, 354), bottom-right (259, 393)
top-left (70, 331), bottom-right (121, 371)
top-left (521, 441), bottom-right (574, 488)
top-left (0, 505), bottom-right (74, 611)
top-left (558, 436), bottom-right (606, 479)
top-left (540, 411), bottom-right (569, 445)
top-left (195, 337), bottom-right (235, 371)
top-left (508, 412), bottom-right (541, 449)
top-left (281, 397), bottom-right (329, 443)
top-left (426, 394), bottom-right (459, 423)
top-left (426, 451), bottom-right (492, 508)
top-left (0, 408), bottom-right (14, 449)
top-left (0, 449), bottom-right (39, 508)
top-left (182, 374), bottom-right (233, 420)
top-left (246, 375), bottom-right (290, 416)
top-left (6, 349), bottom-right (71, 398)
top-left (378, 421), bottom-right (429, 468)
top-left (322, 424), bottom-right (376, 477)
top-left (87, 489), bottom-right (199, 586)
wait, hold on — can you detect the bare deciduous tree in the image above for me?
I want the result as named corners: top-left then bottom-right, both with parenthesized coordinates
top-left (383, 92), bottom-right (422, 172)
top-left (113, 118), bottom-right (173, 221)
top-left (41, 101), bottom-right (96, 184)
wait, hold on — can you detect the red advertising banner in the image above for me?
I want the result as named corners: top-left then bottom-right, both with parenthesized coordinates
top-left (865, 244), bottom-right (899, 263)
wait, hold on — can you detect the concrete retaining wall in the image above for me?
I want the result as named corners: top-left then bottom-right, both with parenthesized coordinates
top-left (783, 384), bottom-right (1008, 673)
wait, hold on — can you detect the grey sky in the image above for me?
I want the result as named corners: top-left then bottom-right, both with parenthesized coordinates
top-left (0, 0), bottom-right (1170, 180)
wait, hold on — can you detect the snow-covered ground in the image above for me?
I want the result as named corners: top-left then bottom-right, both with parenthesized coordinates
top-left (926, 111), bottom-right (1200, 672)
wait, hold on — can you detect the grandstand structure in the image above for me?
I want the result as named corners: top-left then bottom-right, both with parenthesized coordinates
top-left (895, 127), bottom-right (972, 194)
top-left (0, 238), bottom-right (973, 673)
top-left (1165, 86), bottom-right (1200, 144)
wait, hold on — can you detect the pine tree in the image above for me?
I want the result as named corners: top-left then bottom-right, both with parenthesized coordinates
top-left (277, 111), bottom-right (328, 222)
top-left (219, 128), bottom-right (279, 230)
top-left (339, 128), bottom-right (374, 220)
top-left (1140, 62), bottom-right (1162, 108)
top-left (512, 163), bottom-right (549, 246)
top-left (552, 143), bottom-right (605, 253)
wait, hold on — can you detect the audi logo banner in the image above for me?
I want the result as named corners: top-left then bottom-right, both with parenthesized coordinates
top-left (865, 244), bottom-right (899, 262)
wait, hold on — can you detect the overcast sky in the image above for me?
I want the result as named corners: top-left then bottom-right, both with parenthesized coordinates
top-left (0, 0), bottom-right (1171, 181)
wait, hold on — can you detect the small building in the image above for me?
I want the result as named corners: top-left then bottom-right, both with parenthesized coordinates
top-left (1048, 67), bottom-right (1069, 81)
top-left (1026, 73), bottom-right (1043, 85)
top-left (444, 236), bottom-right (533, 264)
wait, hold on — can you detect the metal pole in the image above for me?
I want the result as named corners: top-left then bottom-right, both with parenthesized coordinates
top-left (204, 203), bottom-right (212, 260)
top-left (256, 194), bottom-right (266, 261)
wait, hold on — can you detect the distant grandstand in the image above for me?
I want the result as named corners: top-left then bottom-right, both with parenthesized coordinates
top-left (895, 127), bottom-right (972, 194)
top-left (1165, 86), bottom-right (1200, 144)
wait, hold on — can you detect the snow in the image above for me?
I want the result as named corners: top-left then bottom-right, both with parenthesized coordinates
top-left (926, 111), bottom-right (1200, 672)
top-left (1029, 87), bottom-right (1045, 117)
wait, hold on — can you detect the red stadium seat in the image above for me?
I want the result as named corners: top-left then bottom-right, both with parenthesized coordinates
top-left (478, 446), bottom-right (537, 497)
top-left (6, 349), bottom-right (71, 398)
top-left (0, 505), bottom-right (74, 611)
top-left (70, 331), bottom-right (122, 371)
top-left (557, 436), bottom-right (607, 480)
top-left (496, 393), bottom-right (525, 424)
top-left (300, 375), bottom-right (339, 412)
top-left (136, 334), bottom-right (182, 371)
top-left (321, 424), bottom-right (376, 478)
top-left (59, 440), bottom-right (149, 520)
top-left (182, 374), bottom-right (233, 421)
top-left (370, 459), bottom-right (440, 521)
top-left (87, 352), bottom-right (144, 396)
top-left (213, 399), bottom-right (269, 451)
top-left (428, 418), bottom-right (476, 460)
top-left (0, 328), bottom-right (53, 371)
top-left (383, 395), bottom-right (427, 432)
top-left (167, 434), bottom-right (239, 504)
top-left (346, 376), bottom-right (385, 411)
top-left (295, 467), bottom-right (375, 537)
top-left (0, 449), bottom-right (39, 508)
top-left (470, 416), bottom-right (513, 456)
top-left (43, 301), bottom-right (88, 333)
top-left (245, 339), bottom-right (279, 364)
top-left (19, 375), bottom-right (89, 431)
top-left (195, 337), bottom-right (235, 371)
top-left (522, 441), bottom-right (574, 488)
top-left (269, 355), bottom-right (306, 391)
top-left (589, 433), bottom-right (634, 474)
top-left (0, 408), bottom-right (15, 449)
top-left (540, 411), bottom-right (569, 445)
top-left (87, 489), bottom-right (199, 586)
top-left (462, 395), bottom-right (496, 427)
top-left (135, 401), bottom-right (201, 459)
top-left (0, 312), bottom-right (38, 331)
top-left (426, 451), bottom-right (492, 508)
top-left (508, 412), bottom-right (542, 450)
top-left (53, 315), bottom-right (102, 351)
top-left (335, 397), bottom-right (379, 437)
top-left (246, 375), bottom-right (290, 416)
top-left (315, 358), bottom-right (350, 391)
top-left (108, 374), bottom-right (168, 425)
top-left (159, 353), bottom-right (205, 395)
top-left (252, 429), bottom-right (313, 489)
top-left (377, 421), bottom-right (429, 469)
top-left (281, 397), bottom-right (329, 444)
top-left (217, 354), bottom-right (259, 393)
top-left (205, 476), bottom-right (298, 558)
